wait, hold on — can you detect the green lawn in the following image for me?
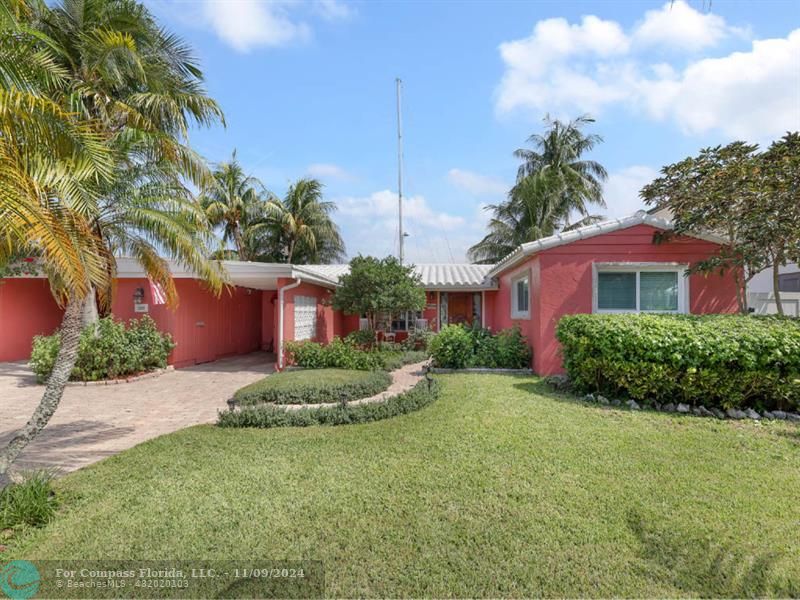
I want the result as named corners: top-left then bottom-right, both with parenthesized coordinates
top-left (10, 375), bottom-right (800, 597)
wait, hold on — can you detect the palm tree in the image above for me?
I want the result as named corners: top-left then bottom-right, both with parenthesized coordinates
top-left (469, 115), bottom-right (607, 264)
top-left (261, 178), bottom-right (345, 264)
top-left (199, 152), bottom-right (269, 261)
top-left (0, 0), bottom-right (223, 480)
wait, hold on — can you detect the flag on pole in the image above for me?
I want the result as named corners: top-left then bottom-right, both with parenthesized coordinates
top-left (148, 278), bottom-right (167, 305)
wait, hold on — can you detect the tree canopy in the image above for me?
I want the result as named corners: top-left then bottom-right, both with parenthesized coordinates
top-left (469, 115), bottom-right (606, 264)
top-left (331, 256), bottom-right (426, 331)
top-left (640, 133), bottom-right (800, 314)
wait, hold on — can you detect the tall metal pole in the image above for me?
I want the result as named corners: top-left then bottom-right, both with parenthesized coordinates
top-left (396, 77), bottom-right (404, 265)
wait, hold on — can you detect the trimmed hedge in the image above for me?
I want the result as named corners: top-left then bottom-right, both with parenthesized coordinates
top-left (30, 316), bottom-right (174, 383)
top-left (286, 338), bottom-right (428, 371)
top-left (429, 324), bottom-right (532, 369)
top-left (232, 368), bottom-right (391, 406)
top-left (218, 377), bottom-right (440, 428)
top-left (556, 314), bottom-right (800, 411)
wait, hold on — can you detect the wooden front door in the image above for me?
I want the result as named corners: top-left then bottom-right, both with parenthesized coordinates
top-left (448, 294), bottom-right (472, 325)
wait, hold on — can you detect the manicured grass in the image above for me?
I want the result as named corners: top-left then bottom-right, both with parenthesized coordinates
top-left (233, 368), bottom-right (391, 405)
top-left (10, 375), bottom-right (800, 597)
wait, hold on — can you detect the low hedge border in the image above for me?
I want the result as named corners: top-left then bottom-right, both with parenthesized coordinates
top-left (556, 314), bottom-right (800, 412)
top-left (217, 376), bottom-right (440, 428)
top-left (544, 375), bottom-right (800, 423)
top-left (63, 365), bottom-right (174, 387)
top-left (231, 369), bottom-right (392, 407)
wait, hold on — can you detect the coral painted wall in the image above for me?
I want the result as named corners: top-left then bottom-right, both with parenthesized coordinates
top-left (488, 225), bottom-right (739, 375)
top-left (112, 279), bottom-right (263, 368)
top-left (0, 278), bottom-right (265, 367)
top-left (0, 279), bottom-right (64, 361)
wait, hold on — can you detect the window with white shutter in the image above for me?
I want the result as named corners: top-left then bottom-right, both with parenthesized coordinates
top-left (294, 296), bottom-right (317, 341)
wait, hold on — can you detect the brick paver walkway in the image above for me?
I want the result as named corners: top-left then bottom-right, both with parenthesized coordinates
top-left (0, 353), bottom-right (274, 476)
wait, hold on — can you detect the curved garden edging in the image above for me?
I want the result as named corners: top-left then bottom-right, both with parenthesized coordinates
top-left (217, 361), bottom-right (438, 428)
top-left (63, 365), bottom-right (174, 387)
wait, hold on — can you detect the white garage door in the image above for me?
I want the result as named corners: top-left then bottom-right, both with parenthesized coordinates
top-left (294, 296), bottom-right (318, 341)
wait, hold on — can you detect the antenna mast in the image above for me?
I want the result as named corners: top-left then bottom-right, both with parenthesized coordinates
top-left (396, 77), bottom-right (404, 264)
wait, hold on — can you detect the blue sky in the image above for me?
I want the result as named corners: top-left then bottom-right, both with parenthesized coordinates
top-left (147, 0), bottom-right (800, 263)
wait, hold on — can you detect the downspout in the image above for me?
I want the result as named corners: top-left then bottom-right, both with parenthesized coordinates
top-left (277, 278), bottom-right (302, 370)
top-left (481, 291), bottom-right (486, 329)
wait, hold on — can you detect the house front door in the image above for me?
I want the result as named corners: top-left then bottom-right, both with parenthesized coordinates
top-left (448, 294), bottom-right (471, 325)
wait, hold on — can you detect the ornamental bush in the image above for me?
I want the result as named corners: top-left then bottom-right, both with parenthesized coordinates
top-left (218, 377), bottom-right (440, 428)
top-left (29, 316), bottom-right (174, 383)
top-left (429, 324), bottom-right (531, 369)
top-left (286, 338), bottom-right (428, 371)
top-left (232, 368), bottom-right (391, 406)
top-left (556, 314), bottom-right (800, 411)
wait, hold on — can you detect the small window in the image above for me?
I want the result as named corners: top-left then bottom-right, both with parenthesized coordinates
top-left (511, 274), bottom-right (530, 319)
top-left (595, 266), bottom-right (685, 313)
top-left (391, 310), bottom-right (422, 332)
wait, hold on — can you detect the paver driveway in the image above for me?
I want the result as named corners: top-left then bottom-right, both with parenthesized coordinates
top-left (0, 353), bottom-right (273, 476)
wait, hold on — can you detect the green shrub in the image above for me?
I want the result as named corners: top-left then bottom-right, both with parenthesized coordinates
top-left (402, 329), bottom-right (434, 351)
top-left (345, 329), bottom-right (376, 348)
top-left (218, 377), bottom-right (440, 428)
top-left (29, 316), bottom-right (174, 383)
top-left (0, 471), bottom-right (58, 530)
top-left (429, 325), bottom-right (473, 368)
top-left (556, 314), bottom-right (800, 411)
top-left (286, 338), bottom-right (427, 371)
top-left (233, 368), bottom-right (391, 406)
top-left (430, 324), bottom-right (531, 369)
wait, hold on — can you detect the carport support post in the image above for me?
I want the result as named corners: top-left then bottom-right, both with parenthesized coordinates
top-left (277, 278), bottom-right (302, 370)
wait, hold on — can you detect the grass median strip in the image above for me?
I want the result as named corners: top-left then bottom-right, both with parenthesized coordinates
top-left (232, 368), bottom-right (392, 406)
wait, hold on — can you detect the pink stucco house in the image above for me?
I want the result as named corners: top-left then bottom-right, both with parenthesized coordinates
top-left (0, 211), bottom-right (738, 375)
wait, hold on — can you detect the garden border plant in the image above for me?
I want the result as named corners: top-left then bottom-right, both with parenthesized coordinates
top-left (218, 376), bottom-right (440, 428)
top-left (29, 315), bottom-right (175, 383)
top-left (556, 313), bottom-right (800, 413)
top-left (231, 368), bottom-right (392, 407)
top-left (429, 324), bottom-right (532, 370)
top-left (286, 338), bottom-right (428, 372)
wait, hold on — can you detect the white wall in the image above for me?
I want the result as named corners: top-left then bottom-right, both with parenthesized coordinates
top-left (748, 264), bottom-right (799, 293)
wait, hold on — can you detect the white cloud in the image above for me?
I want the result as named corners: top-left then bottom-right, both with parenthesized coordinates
top-left (306, 163), bottom-right (354, 181)
top-left (338, 190), bottom-right (464, 231)
top-left (447, 169), bottom-right (508, 197)
top-left (602, 165), bottom-right (659, 219)
top-left (313, 0), bottom-right (354, 21)
top-left (495, 2), bottom-right (800, 141)
top-left (202, 1), bottom-right (310, 52)
top-left (632, 1), bottom-right (734, 51)
top-left (334, 190), bottom-right (485, 262)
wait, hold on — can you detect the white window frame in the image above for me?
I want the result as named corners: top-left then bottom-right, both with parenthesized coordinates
top-left (510, 271), bottom-right (531, 319)
top-left (592, 262), bottom-right (690, 314)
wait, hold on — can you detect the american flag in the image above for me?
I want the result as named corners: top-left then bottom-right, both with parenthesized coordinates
top-left (148, 278), bottom-right (167, 305)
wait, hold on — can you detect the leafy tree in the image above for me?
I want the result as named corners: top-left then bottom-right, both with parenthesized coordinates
top-left (469, 115), bottom-right (606, 263)
top-left (331, 256), bottom-right (426, 334)
top-left (200, 151), bottom-right (269, 261)
top-left (261, 178), bottom-right (345, 264)
top-left (0, 0), bottom-right (223, 479)
top-left (640, 135), bottom-right (800, 315)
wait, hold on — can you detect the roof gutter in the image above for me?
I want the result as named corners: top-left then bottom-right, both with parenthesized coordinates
top-left (277, 278), bottom-right (302, 370)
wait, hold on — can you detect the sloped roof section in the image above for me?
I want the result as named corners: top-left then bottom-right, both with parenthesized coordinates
top-left (296, 263), bottom-right (496, 290)
top-left (488, 211), bottom-right (727, 278)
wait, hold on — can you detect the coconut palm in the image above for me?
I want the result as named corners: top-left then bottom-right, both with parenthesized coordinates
top-left (199, 152), bottom-right (269, 261)
top-left (469, 115), bottom-right (607, 264)
top-left (260, 178), bottom-right (346, 264)
top-left (0, 0), bottom-right (223, 479)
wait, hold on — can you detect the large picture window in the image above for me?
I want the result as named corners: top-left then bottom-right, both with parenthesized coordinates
top-left (511, 273), bottom-right (530, 319)
top-left (594, 264), bottom-right (686, 313)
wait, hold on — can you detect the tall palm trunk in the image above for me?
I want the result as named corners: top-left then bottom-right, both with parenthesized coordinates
top-left (0, 294), bottom-right (84, 481)
top-left (232, 224), bottom-right (246, 261)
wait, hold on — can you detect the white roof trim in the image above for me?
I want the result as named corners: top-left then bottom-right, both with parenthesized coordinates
top-left (487, 211), bottom-right (727, 278)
